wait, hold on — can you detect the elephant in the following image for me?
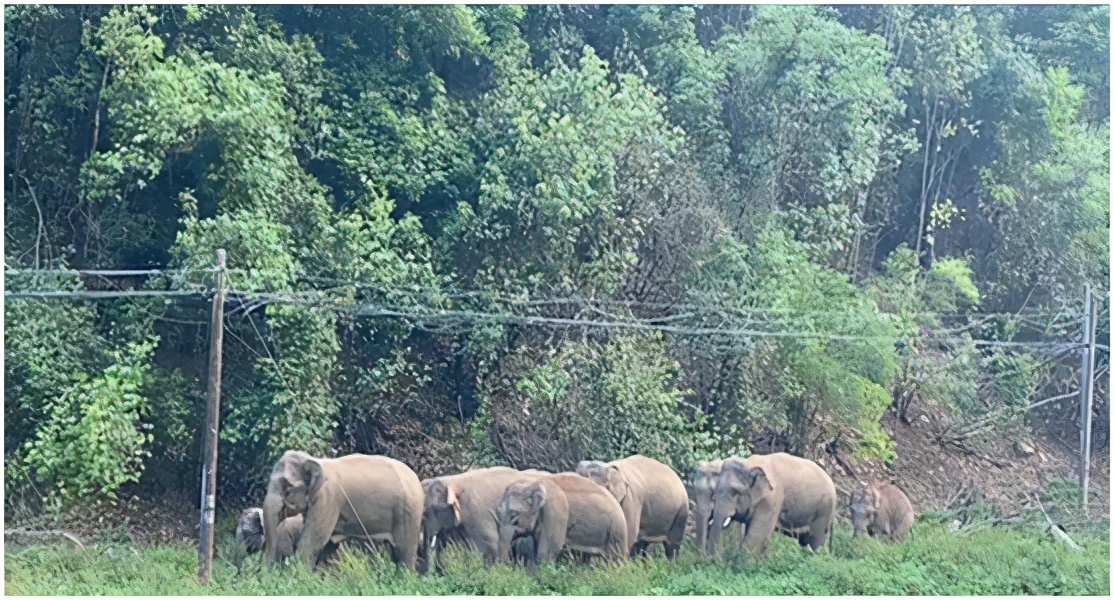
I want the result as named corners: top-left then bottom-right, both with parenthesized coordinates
top-left (686, 459), bottom-right (742, 553)
top-left (708, 453), bottom-right (836, 556)
top-left (576, 455), bottom-right (688, 559)
top-left (495, 473), bottom-right (627, 567)
top-left (237, 507), bottom-right (303, 560)
top-left (850, 481), bottom-right (914, 542)
top-left (262, 450), bottom-right (424, 570)
top-left (420, 467), bottom-right (549, 572)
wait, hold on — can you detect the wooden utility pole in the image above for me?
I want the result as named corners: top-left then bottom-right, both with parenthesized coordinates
top-left (1079, 284), bottom-right (1096, 514)
top-left (198, 249), bottom-right (227, 584)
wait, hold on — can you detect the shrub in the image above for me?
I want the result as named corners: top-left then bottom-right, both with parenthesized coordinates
top-left (468, 332), bottom-right (712, 471)
top-left (21, 339), bottom-right (157, 510)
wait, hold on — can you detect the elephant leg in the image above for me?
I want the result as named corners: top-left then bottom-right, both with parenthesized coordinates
top-left (318, 541), bottom-right (341, 565)
top-left (623, 504), bottom-right (642, 556)
top-left (664, 505), bottom-right (687, 560)
top-left (396, 524), bottom-right (420, 571)
top-left (807, 517), bottom-right (830, 551)
top-left (631, 540), bottom-right (651, 558)
top-left (534, 532), bottom-right (560, 566)
top-left (389, 542), bottom-right (417, 571)
top-left (742, 513), bottom-right (777, 556)
top-left (297, 505), bottom-right (340, 569)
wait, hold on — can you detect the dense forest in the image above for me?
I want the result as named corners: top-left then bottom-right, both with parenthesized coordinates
top-left (4, 4), bottom-right (1109, 512)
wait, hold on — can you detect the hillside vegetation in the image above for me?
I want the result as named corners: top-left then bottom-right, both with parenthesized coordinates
top-left (3, 5), bottom-right (1109, 516)
top-left (5, 521), bottom-right (1111, 596)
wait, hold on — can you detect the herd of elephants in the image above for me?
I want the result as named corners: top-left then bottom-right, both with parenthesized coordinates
top-left (235, 450), bottom-right (915, 573)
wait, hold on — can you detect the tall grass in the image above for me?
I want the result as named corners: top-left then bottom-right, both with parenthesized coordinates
top-left (5, 522), bottom-right (1109, 596)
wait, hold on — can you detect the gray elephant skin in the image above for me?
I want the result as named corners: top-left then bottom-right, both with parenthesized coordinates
top-left (576, 455), bottom-right (688, 559)
top-left (495, 472), bottom-right (627, 567)
top-left (237, 507), bottom-right (304, 560)
top-left (262, 450), bottom-right (424, 570)
top-left (420, 466), bottom-right (549, 571)
top-left (687, 459), bottom-right (743, 553)
top-left (708, 452), bottom-right (836, 556)
top-left (850, 481), bottom-right (914, 542)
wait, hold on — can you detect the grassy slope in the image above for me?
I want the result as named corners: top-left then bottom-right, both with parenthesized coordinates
top-left (5, 522), bottom-right (1109, 596)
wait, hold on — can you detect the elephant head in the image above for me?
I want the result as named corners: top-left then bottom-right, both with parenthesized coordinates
top-left (688, 460), bottom-right (723, 553)
top-left (495, 481), bottom-right (547, 562)
top-left (575, 460), bottom-right (606, 482)
top-left (420, 478), bottom-right (463, 556)
top-left (708, 460), bottom-right (774, 555)
top-left (262, 450), bottom-right (325, 566)
top-left (237, 507), bottom-right (265, 555)
top-left (850, 485), bottom-right (879, 537)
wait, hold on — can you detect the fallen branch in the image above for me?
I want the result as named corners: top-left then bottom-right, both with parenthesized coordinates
top-left (1033, 493), bottom-right (1080, 551)
top-left (4, 528), bottom-right (85, 548)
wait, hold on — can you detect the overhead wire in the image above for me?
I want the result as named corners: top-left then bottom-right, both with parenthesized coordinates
top-left (5, 268), bottom-right (1101, 351)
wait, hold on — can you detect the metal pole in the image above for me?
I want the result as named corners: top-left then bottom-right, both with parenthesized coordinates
top-left (198, 249), bottom-right (227, 584)
top-left (1080, 284), bottom-right (1096, 514)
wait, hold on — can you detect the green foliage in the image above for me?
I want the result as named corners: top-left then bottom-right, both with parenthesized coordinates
top-left (5, 522), bottom-right (1109, 595)
top-left (4, 271), bottom-right (99, 451)
top-left (717, 4), bottom-right (908, 254)
top-left (686, 226), bottom-right (899, 452)
top-left (21, 339), bottom-right (157, 509)
top-left (253, 305), bottom-right (340, 459)
top-left (141, 367), bottom-right (203, 487)
top-left (450, 45), bottom-right (682, 295)
top-left (4, 4), bottom-right (1108, 513)
top-left (853, 421), bottom-right (898, 465)
top-left (469, 333), bottom-right (710, 472)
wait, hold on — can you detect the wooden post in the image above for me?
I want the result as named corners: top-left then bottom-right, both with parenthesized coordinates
top-left (198, 249), bottom-right (227, 584)
top-left (1079, 284), bottom-right (1096, 514)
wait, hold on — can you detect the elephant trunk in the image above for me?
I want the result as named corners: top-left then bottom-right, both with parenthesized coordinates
top-left (496, 523), bottom-right (515, 564)
top-left (707, 503), bottom-right (733, 557)
top-left (262, 490), bottom-right (285, 567)
top-left (694, 500), bottom-right (712, 553)
top-left (419, 520), bottom-right (440, 574)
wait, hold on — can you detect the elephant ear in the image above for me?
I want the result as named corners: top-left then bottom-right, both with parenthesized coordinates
top-left (445, 484), bottom-right (462, 525)
top-left (526, 483), bottom-right (547, 509)
top-left (603, 464), bottom-right (628, 501)
top-left (749, 466), bottom-right (774, 494)
top-left (299, 457), bottom-right (326, 497)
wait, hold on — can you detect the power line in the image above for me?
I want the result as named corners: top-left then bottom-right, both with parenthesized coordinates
top-left (4, 290), bottom-right (207, 299)
top-left (240, 290), bottom-right (1089, 349)
top-left (4, 267), bottom-right (234, 277)
top-left (3, 283), bottom-right (1099, 350)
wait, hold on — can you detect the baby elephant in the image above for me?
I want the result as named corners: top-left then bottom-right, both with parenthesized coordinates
top-left (496, 473), bottom-right (627, 567)
top-left (850, 482), bottom-right (914, 542)
top-left (236, 507), bottom-right (304, 560)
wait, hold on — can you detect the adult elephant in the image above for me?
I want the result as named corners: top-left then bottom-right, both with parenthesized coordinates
top-left (495, 473), bottom-right (627, 567)
top-left (420, 467), bottom-right (548, 571)
top-left (262, 451), bottom-right (424, 570)
top-left (687, 459), bottom-right (743, 553)
top-left (576, 455), bottom-right (688, 559)
top-left (707, 453), bottom-right (836, 556)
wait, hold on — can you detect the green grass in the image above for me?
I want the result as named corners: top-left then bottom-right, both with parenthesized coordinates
top-left (5, 522), bottom-right (1109, 595)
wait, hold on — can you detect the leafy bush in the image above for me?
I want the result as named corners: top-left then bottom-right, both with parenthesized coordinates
top-left (468, 333), bottom-right (712, 471)
top-left (21, 339), bottom-right (157, 510)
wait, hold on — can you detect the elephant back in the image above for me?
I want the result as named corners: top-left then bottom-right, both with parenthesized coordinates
top-left (550, 473), bottom-right (627, 552)
top-left (324, 454), bottom-right (424, 520)
top-left (746, 453), bottom-right (836, 517)
top-left (613, 455), bottom-right (688, 509)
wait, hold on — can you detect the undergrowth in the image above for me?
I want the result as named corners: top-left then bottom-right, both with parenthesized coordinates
top-left (5, 521), bottom-right (1109, 596)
